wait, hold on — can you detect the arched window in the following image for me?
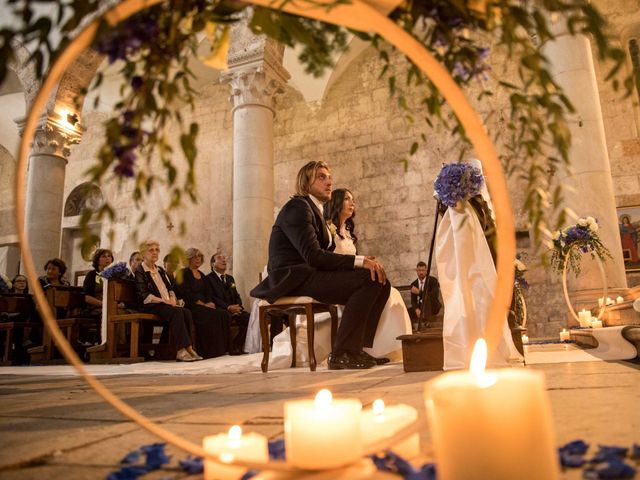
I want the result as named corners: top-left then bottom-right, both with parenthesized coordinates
top-left (64, 183), bottom-right (103, 217)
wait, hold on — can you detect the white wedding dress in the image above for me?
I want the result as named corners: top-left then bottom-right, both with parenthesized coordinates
top-left (244, 225), bottom-right (412, 367)
top-left (435, 200), bottom-right (523, 370)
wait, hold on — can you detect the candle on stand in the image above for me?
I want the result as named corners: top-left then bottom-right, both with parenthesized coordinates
top-left (616, 296), bottom-right (624, 304)
top-left (591, 319), bottom-right (603, 328)
top-left (521, 334), bottom-right (529, 344)
top-left (578, 309), bottom-right (592, 327)
top-left (360, 399), bottom-right (420, 458)
top-left (598, 297), bottom-right (604, 307)
top-left (285, 389), bottom-right (362, 469)
top-left (425, 339), bottom-right (559, 480)
top-left (559, 329), bottom-right (570, 342)
top-left (203, 425), bottom-right (268, 480)
top-left (607, 297), bottom-right (614, 305)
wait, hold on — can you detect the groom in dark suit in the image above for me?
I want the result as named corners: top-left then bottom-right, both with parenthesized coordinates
top-left (250, 161), bottom-right (391, 369)
top-left (207, 252), bottom-right (249, 354)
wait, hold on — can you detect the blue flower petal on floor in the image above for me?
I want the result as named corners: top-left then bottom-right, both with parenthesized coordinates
top-left (178, 455), bottom-right (203, 474)
top-left (590, 445), bottom-right (629, 463)
top-left (241, 470), bottom-right (260, 479)
top-left (583, 459), bottom-right (636, 479)
top-left (141, 442), bottom-right (171, 470)
top-left (105, 465), bottom-right (148, 480)
top-left (631, 444), bottom-right (640, 460)
top-left (119, 449), bottom-right (141, 464)
top-left (406, 463), bottom-right (437, 480)
top-left (560, 451), bottom-right (587, 468)
top-left (268, 439), bottom-right (286, 460)
top-left (371, 451), bottom-right (436, 479)
top-left (559, 439), bottom-right (590, 455)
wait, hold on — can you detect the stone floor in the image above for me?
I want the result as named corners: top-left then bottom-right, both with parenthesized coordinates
top-left (0, 357), bottom-right (639, 479)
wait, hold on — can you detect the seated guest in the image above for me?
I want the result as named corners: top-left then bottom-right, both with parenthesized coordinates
top-left (135, 240), bottom-right (202, 362)
top-left (10, 275), bottom-right (29, 294)
top-left (207, 252), bottom-right (249, 354)
top-left (83, 248), bottom-right (114, 312)
top-left (177, 248), bottom-right (231, 358)
top-left (410, 261), bottom-right (442, 324)
top-left (0, 274), bottom-right (11, 294)
top-left (163, 254), bottom-right (180, 285)
top-left (125, 251), bottom-right (143, 280)
top-left (39, 258), bottom-right (70, 289)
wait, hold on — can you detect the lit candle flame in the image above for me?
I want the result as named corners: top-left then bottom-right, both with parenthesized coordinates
top-left (372, 399), bottom-right (385, 415)
top-left (562, 328), bottom-right (566, 333)
top-left (228, 425), bottom-right (242, 440)
top-left (315, 389), bottom-right (333, 408)
top-left (470, 338), bottom-right (496, 388)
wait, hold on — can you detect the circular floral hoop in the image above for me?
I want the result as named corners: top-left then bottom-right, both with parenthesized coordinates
top-left (15, 0), bottom-right (516, 469)
top-left (516, 289), bottom-right (528, 328)
top-left (561, 243), bottom-right (608, 324)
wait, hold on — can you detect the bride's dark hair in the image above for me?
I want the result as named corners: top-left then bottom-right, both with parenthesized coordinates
top-left (324, 188), bottom-right (357, 244)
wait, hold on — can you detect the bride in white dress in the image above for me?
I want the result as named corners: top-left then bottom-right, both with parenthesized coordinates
top-left (246, 189), bottom-right (412, 367)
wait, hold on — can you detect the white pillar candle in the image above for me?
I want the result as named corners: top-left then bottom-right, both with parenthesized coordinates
top-left (607, 297), bottom-right (614, 306)
top-left (616, 296), bottom-right (624, 304)
top-left (203, 425), bottom-right (268, 480)
top-left (578, 310), bottom-right (592, 328)
top-left (521, 334), bottom-right (529, 344)
top-left (425, 340), bottom-right (559, 480)
top-left (598, 297), bottom-right (604, 307)
top-left (591, 319), bottom-right (603, 328)
top-left (285, 389), bottom-right (362, 469)
top-left (559, 329), bottom-right (570, 342)
top-left (360, 399), bottom-right (420, 458)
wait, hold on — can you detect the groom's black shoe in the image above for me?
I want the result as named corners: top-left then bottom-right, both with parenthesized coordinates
top-left (359, 351), bottom-right (390, 365)
top-left (328, 351), bottom-right (375, 370)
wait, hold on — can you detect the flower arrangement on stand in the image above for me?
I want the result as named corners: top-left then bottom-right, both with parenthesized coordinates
top-left (100, 261), bottom-right (130, 280)
top-left (550, 217), bottom-right (612, 276)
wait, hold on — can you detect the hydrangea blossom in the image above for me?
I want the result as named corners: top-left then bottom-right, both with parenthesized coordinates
top-left (550, 217), bottom-right (611, 276)
top-left (434, 163), bottom-right (484, 208)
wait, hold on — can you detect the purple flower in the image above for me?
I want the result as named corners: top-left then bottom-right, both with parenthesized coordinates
top-left (101, 262), bottom-right (130, 280)
top-left (434, 163), bottom-right (484, 207)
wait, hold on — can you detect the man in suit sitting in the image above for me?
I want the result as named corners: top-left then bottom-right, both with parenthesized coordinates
top-left (410, 261), bottom-right (442, 326)
top-left (250, 161), bottom-right (391, 369)
top-left (207, 252), bottom-right (249, 354)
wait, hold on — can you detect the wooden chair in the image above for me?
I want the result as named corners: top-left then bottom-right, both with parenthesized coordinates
top-left (259, 297), bottom-right (339, 372)
top-left (0, 295), bottom-right (39, 365)
top-left (87, 278), bottom-right (172, 363)
top-left (28, 286), bottom-right (98, 364)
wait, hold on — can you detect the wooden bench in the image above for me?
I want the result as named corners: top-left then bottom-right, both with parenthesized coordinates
top-left (87, 278), bottom-right (173, 363)
top-left (28, 286), bottom-right (98, 364)
top-left (0, 295), bottom-right (39, 365)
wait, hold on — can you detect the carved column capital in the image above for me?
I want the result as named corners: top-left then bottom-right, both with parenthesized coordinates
top-left (16, 111), bottom-right (84, 159)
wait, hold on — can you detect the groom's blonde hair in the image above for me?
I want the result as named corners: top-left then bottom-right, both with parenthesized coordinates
top-left (295, 161), bottom-right (330, 196)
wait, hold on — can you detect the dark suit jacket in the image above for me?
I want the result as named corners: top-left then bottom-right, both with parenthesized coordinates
top-left (134, 264), bottom-right (175, 306)
top-left (207, 272), bottom-right (243, 310)
top-left (250, 196), bottom-right (355, 303)
top-left (410, 276), bottom-right (442, 316)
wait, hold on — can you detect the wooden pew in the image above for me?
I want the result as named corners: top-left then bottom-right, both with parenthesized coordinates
top-left (87, 278), bottom-right (173, 363)
top-left (28, 286), bottom-right (98, 364)
top-left (0, 294), bottom-right (39, 365)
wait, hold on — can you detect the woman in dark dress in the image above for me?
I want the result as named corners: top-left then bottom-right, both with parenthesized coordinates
top-left (134, 240), bottom-right (202, 362)
top-left (83, 248), bottom-right (113, 315)
top-left (178, 248), bottom-right (231, 358)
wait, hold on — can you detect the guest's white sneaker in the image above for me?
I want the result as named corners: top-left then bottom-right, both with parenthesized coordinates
top-left (189, 351), bottom-right (203, 361)
top-left (176, 349), bottom-right (196, 362)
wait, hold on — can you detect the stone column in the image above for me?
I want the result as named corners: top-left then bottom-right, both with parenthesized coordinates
top-left (18, 113), bottom-right (82, 273)
top-left (224, 33), bottom-right (290, 303)
top-left (542, 25), bottom-right (627, 299)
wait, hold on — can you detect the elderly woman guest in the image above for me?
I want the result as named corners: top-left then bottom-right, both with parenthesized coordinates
top-left (135, 240), bottom-right (202, 362)
top-left (83, 248), bottom-right (114, 311)
top-left (38, 258), bottom-right (70, 289)
top-left (178, 248), bottom-right (231, 358)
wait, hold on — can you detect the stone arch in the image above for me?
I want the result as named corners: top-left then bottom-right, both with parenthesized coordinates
top-left (64, 182), bottom-right (104, 217)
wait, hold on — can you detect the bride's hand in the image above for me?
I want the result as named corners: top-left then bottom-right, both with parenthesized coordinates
top-left (363, 257), bottom-right (386, 284)
top-left (365, 255), bottom-right (376, 261)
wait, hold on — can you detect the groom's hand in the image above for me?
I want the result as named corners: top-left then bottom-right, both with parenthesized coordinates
top-left (363, 257), bottom-right (387, 284)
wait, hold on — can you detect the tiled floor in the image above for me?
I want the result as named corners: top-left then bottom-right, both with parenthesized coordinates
top-left (0, 354), bottom-right (638, 479)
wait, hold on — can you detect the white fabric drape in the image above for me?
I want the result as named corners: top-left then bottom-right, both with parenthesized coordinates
top-left (435, 201), bottom-right (522, 370)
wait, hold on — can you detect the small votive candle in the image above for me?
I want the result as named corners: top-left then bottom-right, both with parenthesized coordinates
top-left (285, 389), bottom-right (362, 469)
top-left (360, 399), bottom-right (420, 458)
top-left (607, 297), bottom-right (615, 306)
top-left (598, 297), bottom-right (604, 308)
top-left (559, 329), bottom-right (570, 342)
top-left (425, 340), bottom-right (559, 480)
top-left (591, 319), bottom-right (603, 328)
top-left (203, 426), bottom-right (268, 480)
top-left (521, 334), bottom-right (529, 344)
top-left (616, 296), bottom-right (625, 304)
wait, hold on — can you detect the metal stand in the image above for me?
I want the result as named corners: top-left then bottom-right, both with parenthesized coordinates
top-left (417, 200), bottom-right (441, 332)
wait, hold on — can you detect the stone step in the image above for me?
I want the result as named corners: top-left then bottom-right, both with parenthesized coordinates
top-left (570, 325), bottom-right (640, 358)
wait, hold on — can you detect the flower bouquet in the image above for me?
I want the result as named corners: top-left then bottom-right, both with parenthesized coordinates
top-left (433, 163), bottom-right (484, 208)
top-left (550, 217), bottom-right (612, 276)
top-left (100, 262), bottom-right (131, 280)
